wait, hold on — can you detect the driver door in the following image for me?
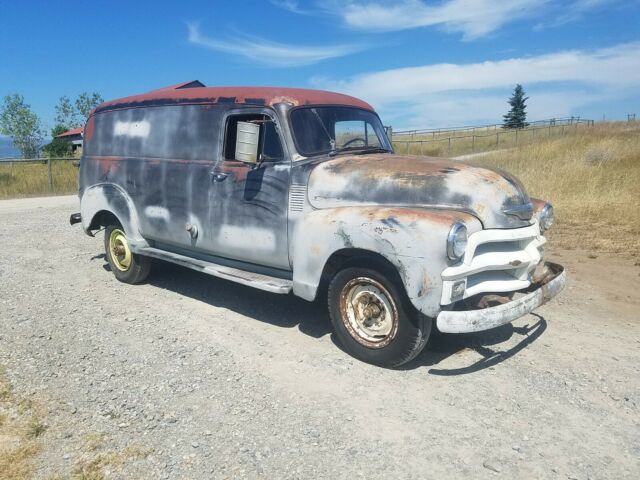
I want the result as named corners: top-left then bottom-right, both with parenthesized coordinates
top-left (207, 109), bottom-right (291, 270)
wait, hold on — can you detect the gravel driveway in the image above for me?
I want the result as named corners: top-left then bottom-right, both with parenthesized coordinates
top-left (1, 195), bottom-right (638, 479)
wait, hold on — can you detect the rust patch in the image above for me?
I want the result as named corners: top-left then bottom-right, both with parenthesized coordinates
top-left (269, 95), bottom-right (300, 107)
top-left (85, 116), bottom-right (94, 140)
top-left (531, 198), bottom-right (547, 214)
top-left (418, 274), bottom-right (430, 297)
top-left (217, 160), bottom-right (251, 182)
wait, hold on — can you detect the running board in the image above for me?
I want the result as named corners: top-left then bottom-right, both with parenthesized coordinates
top-left (137, 247), bottom-right (293, 294)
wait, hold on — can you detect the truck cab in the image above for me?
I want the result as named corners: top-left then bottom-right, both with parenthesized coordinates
top-left (73, 80), bottom-right (565, 367)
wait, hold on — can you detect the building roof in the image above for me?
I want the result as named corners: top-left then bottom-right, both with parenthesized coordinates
top-left (92, 80), bottom-right (374, 115)
top-left (56, 127), bottom-right (83, 138)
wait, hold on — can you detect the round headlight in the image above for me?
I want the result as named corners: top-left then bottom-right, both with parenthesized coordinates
top-left (539, 203), bottom-right (554, 232)
top-left (447, 223), bottom-right (468, 260)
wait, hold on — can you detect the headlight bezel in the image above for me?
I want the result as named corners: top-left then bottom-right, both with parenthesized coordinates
top-left (447, 222), bottom-right (468, 261)
top-left (539, 203), bottom-right (554, 232)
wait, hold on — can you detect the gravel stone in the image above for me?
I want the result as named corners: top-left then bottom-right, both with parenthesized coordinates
top-left (0, 196), bottom-right (638, 480)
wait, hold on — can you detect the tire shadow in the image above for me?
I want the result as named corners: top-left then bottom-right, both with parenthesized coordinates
top-left (92, 253), bottom-right (546, 369)
top-left (402, 314), bottom-right (547, 374)
top-left (144, 260), bottom-right (332, 339)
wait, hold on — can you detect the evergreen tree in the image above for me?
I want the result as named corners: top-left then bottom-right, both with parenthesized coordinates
top-left (503, 84), bottom-right (529, 129)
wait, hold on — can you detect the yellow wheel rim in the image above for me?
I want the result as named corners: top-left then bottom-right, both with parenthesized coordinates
top-left (109, 228), bottom-right (132, 271)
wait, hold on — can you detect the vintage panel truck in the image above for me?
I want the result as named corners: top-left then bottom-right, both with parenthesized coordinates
top-left (71, 81), bottom-right (565, 367)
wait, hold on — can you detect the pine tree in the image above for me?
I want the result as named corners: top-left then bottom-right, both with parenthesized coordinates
top-left (503, 84), bottom-right (529, 129)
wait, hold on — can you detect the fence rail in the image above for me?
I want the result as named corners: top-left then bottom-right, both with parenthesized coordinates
top-left (391, 120), bottom-right (595, 156)
top-left (393, 116), bottom-right (594, 138)
top-left (0, 157), bottom-right (78, 193)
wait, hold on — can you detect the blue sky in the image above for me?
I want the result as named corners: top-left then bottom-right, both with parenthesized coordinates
top-left (1, 0), bottom-right (639, 136)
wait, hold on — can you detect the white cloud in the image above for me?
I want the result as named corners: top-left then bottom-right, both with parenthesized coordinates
top-left (301, 0), bottom-right (618, 40)
top-left (336, 0), bottom-right (547, 39)
top-left (535, 0), bottom-right (619, 29)
top-left (187, 23), bottom-right (363, 67)
top-left (269, 0), bottom-right (314, 15)
top-left (312, 42), bottom-right (640, 128)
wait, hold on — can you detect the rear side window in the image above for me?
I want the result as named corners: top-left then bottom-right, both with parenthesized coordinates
top-left (85, 105), bottom-right (222, 160)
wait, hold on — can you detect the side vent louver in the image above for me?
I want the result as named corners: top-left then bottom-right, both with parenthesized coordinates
top-left (289, 184), bottom-right (306, 212)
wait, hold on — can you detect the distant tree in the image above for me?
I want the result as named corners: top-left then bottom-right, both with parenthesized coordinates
top-left (75, 92), bottom-right (104, 120)
top-left (503, 84), bottom-right (529, 129)
top-left (54, 92), bottom-right (104, 129)
top-left (0, 94), bottom-right (44, 158)
top-left (54, 95), bottom-right (78, 128)
top-left (42, 124), bottom-right (72, 158)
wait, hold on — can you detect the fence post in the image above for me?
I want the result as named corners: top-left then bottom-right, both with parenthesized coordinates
top-left (47, 158), bottom-right (53, 191)
top-left (515, 129), bottom-right (518, 146)
top-left (495, 132), bottom-right (499, 147)
top-left (448, 137), bottom-right (451, 154)
top-left (472, 135), bottom-right (475, 152)
top-left (420, 141), bottom-right (424, 156)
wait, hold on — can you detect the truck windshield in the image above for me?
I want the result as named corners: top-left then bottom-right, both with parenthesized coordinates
top-left (290, 106), bottom-right (392, 157)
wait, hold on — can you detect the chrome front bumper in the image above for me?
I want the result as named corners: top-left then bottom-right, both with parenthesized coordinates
top-left (436, 262), bottom-right (565, 334)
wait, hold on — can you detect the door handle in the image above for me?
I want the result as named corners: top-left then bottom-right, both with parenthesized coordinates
top-left (210, 172), bottom-right (228, 182)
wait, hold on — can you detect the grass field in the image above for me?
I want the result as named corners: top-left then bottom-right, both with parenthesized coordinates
top-left (468, 121), bottom-right (640, 256)
top-left (0, 159), bottom-right (78, 198)
top-left (392, 121), bottom-right (594, 157)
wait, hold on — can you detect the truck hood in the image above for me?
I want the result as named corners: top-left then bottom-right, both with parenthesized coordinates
top-left (307, 154), bottom-right (533, 229)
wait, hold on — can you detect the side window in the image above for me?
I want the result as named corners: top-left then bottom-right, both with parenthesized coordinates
top-left (224, 114), bottom-right (284, 162)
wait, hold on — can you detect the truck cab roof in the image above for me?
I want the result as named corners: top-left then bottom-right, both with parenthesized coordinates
top-left (92, 80), bottom-right (374, 115)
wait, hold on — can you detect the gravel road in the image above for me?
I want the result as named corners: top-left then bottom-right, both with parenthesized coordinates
top-left (1, 195), bottom-right (638, 479)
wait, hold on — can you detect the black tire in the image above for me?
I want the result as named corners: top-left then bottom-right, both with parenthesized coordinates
top-left (328, 267), bottom-right (431, 367)
top-left (104, 224), bottom-right (151, 284)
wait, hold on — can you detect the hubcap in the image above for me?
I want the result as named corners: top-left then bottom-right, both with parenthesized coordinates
top-left (339, 277), bottom-right (399, 348)
top-left (109, 228), bottom-right (132, 271)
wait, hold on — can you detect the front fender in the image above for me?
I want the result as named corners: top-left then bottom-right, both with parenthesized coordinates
top-left (292, 206), bottom-right (481, 317)
top-left (80, 183), bottom-right (148, 249)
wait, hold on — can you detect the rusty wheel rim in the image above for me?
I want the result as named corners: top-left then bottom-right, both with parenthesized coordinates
top-left (339, 277), bottom-right (399, 348)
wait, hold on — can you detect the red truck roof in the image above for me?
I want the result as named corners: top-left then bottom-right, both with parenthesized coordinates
top-left (93, 80), bottom-right (373, 114)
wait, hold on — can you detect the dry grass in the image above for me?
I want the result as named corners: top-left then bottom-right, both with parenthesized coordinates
top-left (69, 445), bottom-right (151, 480)
top-left (392, 122), bottom-right (592, 157)
top-left (0, 160), bottom-right (78, 198)
top-left (468, 121), bottom-right (640, 256)
top-left (0, 367), bottom-right (43, 480)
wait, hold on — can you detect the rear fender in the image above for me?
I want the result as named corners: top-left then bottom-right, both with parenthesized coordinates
top-left (292, 207), bottom-right (481, 317)
top-left (80, 183), bottom-right (148, 249)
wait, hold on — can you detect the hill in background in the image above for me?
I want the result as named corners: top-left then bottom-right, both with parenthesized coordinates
top-left (0, 136), bottom-right (20, 158)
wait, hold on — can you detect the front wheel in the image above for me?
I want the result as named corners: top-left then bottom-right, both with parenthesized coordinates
top-left (104, 224), bottom-right (151, 284)
top-left (328, 267), bottom-right (431, 367)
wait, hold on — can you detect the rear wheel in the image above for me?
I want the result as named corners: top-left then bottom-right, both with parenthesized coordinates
top-left (328, 267), bottom-right (431, 367)
top-left (104, 224), bottom-right (151, 284)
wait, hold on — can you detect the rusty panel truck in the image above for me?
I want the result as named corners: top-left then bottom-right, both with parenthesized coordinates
top-left (71, 81), bottom-right (565, 367)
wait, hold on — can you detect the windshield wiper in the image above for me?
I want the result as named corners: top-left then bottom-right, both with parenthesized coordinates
top-left (329, 145), bottom-right (390, 157)
top-left (355, 146), bottom-right (391, 154)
